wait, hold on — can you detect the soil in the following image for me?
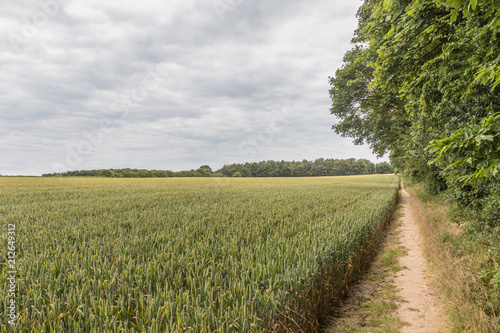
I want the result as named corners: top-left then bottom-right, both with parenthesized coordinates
top-left (395, 186), bottom-right (446, 332)
top-left (324, 184), bottom-right (447, 332)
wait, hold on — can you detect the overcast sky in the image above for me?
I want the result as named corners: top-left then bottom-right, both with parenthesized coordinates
top-left (1, 0), bottom-right (386, 176)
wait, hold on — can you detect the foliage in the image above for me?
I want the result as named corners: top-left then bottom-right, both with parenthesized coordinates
top-left (217, 159), bottom-right (393, 178)
top-left (330, 0), bottom-right (499, 225)
top-left (429, 113), bottom-right (500, 185)
top-left (0, 176), bottom-right (399, 332)
top-left (428, 113), bottom-right (500, 224)
top-left (42, 158), bottom-right (394, 179)
top-left (196, 165), bottom-right (213, 177)
top-left (43, 168), bottom-right (210, 178)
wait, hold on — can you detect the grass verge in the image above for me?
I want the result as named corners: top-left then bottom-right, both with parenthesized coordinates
top-left (405, 181), bottom-right (500, 333)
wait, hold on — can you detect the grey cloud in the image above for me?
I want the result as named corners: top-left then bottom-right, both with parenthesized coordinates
top-left (0, 0), bottom-right (387, 176)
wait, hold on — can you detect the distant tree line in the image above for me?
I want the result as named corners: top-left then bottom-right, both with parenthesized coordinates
top-left (217, 159), bottom-right (393, 177)
top-left (41, 167), bottom-right (218, 178)
top-left (42, 158), bottom-right (393, 178)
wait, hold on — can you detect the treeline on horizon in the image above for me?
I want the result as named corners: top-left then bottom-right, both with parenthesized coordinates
top-left (41, 158), bottom-right (393, 178)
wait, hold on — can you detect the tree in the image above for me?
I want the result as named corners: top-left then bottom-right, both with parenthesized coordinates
top-left (428, 113), bottom-right (500, 218)
top-left (98, 169), bottom-right (116, 178)
top-left (313, 164), bottom-right (327, 176)
top-left (376, 162), bottom-right (393, 175)
top-left (212, 172), bottom-right (225, 177)
top-left (329, 0), bottom-right (499, 221)
top-left (196, 165), bottom-right (213, 177)
top-left (291, 164), bottom-right (305, 177)
top-left (241, 168), bottom-right (251, 177)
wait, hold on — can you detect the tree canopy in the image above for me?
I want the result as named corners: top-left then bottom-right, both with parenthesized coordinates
top-left (42, 158), bottom-right (394, 179)
top-left (216, 159), bottom-right (393, 177)
top-left (330, 0), bottom-right (499, 222)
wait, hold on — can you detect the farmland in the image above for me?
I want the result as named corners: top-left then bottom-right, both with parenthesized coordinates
top-left (0, 175), bottom-right (399, 332)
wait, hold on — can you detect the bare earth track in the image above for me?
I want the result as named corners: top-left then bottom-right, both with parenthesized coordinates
top-left (325, 183), bottom-right (447, 332)
top-left (395, 185), bottom-right (446, 332)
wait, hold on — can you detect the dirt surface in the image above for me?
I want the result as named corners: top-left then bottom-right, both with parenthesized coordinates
top-left (324, 184), bottom-right (447, 332)
top-left (324, 224), bottom-right (403, 332)
top-left (395, 186), bottom-right (446, 332)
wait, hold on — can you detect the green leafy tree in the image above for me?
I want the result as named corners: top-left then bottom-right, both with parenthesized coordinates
top-left (291, 164), bottom-right (306, 177)
top-left (241, 168), bottom-right (252, 177)
top-left (330, 0), bottom-right (498, 199)
top-left (376, 162), bottom-right (394, 175)
top-left (98, 169), bottom-right (116, 178)
top-left (196, 165), bottom-right (213, 177)
top-left (428, 113), bottom-right (500, 217)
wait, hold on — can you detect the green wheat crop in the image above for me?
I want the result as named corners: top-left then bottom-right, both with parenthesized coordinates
top-left (0, 175), bottom-right (399, 332)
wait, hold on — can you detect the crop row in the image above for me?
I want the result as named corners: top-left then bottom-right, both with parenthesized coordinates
top-left (0, 175), bottom-right (399, 332)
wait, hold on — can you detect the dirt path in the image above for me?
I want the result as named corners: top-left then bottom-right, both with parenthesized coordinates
top-left (396, 186), bottom-right (445, 332)
top-left (325, 184), bottom-right (447, 332)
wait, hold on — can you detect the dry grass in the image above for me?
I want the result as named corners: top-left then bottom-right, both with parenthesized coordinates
top-left (406, 182), bottom-right (500, 333)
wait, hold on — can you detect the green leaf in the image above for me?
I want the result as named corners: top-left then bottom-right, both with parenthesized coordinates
top-left (470, 0), bottom-right (477, 11)
top-left (445, 0), bottom-right (460, 6)
top-left (450, 10), bottom-right (459, 22)
top-left (444, 159), bottom-right (463, 171)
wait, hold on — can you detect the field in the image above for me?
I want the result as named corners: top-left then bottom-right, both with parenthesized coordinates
top-left (0, 175), bottom-right (399, 332)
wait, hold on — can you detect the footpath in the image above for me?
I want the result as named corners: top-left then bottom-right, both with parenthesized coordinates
top-left (325, 184), bottom-right (447, 332)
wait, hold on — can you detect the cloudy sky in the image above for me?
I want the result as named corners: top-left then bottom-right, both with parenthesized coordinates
top-left (1, 0), bottom-right (386, 176)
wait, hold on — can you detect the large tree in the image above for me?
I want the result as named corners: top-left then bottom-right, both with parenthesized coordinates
top-left (330, 0), bottom-right (499, 210)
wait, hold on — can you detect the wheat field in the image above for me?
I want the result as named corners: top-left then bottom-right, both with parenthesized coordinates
top-left (0, 175), bottom-right (399, 332)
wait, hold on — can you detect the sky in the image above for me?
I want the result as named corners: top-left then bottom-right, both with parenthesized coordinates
top-left (0, 0), bottom-right (387, 176)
